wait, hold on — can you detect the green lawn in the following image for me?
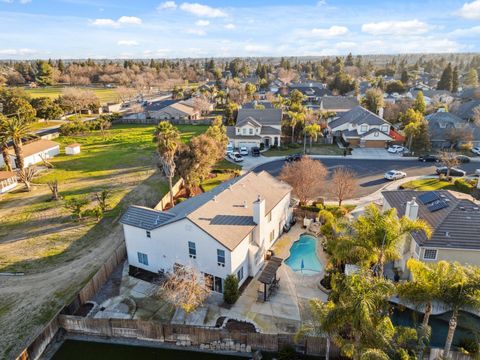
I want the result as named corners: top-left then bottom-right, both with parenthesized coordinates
top-left (200, 173), bottom-right (234, 192)
top-left (24, 86), bottom-right (120, 104)
top-left (401, 178), bottom-right (459, 192)
top-left (263, 144), bottom-right (343, 157)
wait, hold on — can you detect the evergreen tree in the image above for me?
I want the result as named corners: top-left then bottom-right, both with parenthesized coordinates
top-left (437, 63), bottom-right (453, 91)
top-left (452, 66), bottom-right (459, 93)
top-left (464, 68), bottom-right (479, 87)
top-left (400, 69), bottom-right (409, 85)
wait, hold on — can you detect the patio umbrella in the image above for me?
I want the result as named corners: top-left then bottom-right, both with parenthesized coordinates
top-left (301, 259), bottom-right (304, 273)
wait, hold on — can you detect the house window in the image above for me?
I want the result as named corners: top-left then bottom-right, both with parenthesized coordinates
top-left (242, 128), bottom-right (247, 135)
top-left (137, 252), bottom-right (149, 265)
top-left (360, 125), bottom-right (368, 132)
top-left (237, 266), bottom-right (244, 281)
top-left (374, 131), bottom-right (379, 137)
top-left (267, 212), bottom-right (272, 222)
top-left (249, 128), bottom-right (253, 135)
top-left (188, 241), bottom-right (196, 259)
top-left (423, 249), bottom-right (437, 260)
top-left (382, 125), bottom-right (389, 133)
top-left (146, 231), bottom-right (151, 238)
top-left (217, 249), bottom-right (225, 267)
top-left (269, 230), bottom-right (275, 243)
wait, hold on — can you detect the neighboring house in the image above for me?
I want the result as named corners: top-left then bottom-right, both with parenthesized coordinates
top-left (382, 190), bottom-right (480, 279)
top-left (269, 79), bottom-right (285, 93)
top-left (458, 87), bottom-right (480, 101)
top-left (0, 171), bottom-right (17, 194)
top-left (452, 99), bottom-right (480, 121)
top-left (287, 82), bottom-right (332, 102)
top-left (319, 96), bottom-right (359, 114)
top-left (227, 108), bottom-right (283, 149)
top-left (328, 106), bottom-right (393, 148)
top-left (120, 171), bottom-right (292, 293)
top-left (241, 101), bottom-right (275, 109)
top-left (410, 89), bottom-right (454, 105)
top-left (147, 100), bottom-right (200, 121)
top-left (425, 111), bottom-right (480, 148)
top-left (0, 139), bottom-right (60, 169)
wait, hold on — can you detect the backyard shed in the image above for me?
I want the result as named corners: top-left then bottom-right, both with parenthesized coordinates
top-left (65, 143), bottom-right (81, 155)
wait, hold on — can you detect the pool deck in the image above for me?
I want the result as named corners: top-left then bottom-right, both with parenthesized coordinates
top-left (203, 224), bottom-right (329, 334)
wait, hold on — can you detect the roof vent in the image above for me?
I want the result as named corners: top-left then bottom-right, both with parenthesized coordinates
top-left (155, 216), bottom-right (160, 225)
top-left (243, 200), bottom-right (248, 208)
top-left (460, 206), bottom-right (466, 211)
top-left (474, 207), bottom-right (479, 211)
top-left (213, 195), bottom-right (217, 202)
top-left (445, 231), bottom-right (450, 237)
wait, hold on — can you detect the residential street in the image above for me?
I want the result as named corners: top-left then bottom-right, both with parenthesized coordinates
top-left (253, 157), bottom-right (480, 198)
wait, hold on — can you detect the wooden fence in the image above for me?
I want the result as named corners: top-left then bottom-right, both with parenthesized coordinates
top-left (154, 178), bottom-right (184, 211)
top-left (57, 315), bottom-right (337, 357)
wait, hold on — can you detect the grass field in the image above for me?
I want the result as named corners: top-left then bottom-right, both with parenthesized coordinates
top-left (400, 178), bottom-right (476, 194)
top-left (24, 86), bottom-right (120, 104)
top-left (263, 144), bottom-right (343, 157)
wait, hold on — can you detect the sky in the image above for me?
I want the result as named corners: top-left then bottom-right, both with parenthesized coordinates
top-left (0, 0), bottom-right (479, 59)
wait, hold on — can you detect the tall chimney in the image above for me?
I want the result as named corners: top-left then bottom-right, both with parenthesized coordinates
top-left (405, 197), bottom-right (419, 220)
top-left (253, 195), bottom-right (265, 225)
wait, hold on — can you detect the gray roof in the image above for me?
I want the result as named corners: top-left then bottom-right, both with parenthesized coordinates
top-left (328, 106), bottom-right (391, 130)
top-left (242, 101), bottom-right (275, 109)
top-left (237, 116), bottom-right (262, 128)
top-left (287, 84), bottom-right (332, 97)
top-left (412, 89), bottom-right (452, 98)
top-left (426, 111), bottom-right (480, 142)
top-left (459, 87), bottom-right (480, 100)
top-left (452, 100), bottom-right (480, 120)
top-left (320, 96), bottom-right (359, 111)
top-left (260, 126), bottom-right (281, 135)
top-left (121, 176), bottom-right (241, 231)
top-left (236, 108), bottom-right (282, 127)
top-left (144, 99), bottom-right (177, 112)
top-left (383, 190), bottom-right (480, 250)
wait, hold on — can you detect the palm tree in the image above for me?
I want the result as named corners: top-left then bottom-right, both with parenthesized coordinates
top-left (2, 115), bottom-right (32, 170)
top-left (437, 262), bottom-right (480, 357)
top-left (286, 111), bottom-right (305, 144)
top-left (337, 204), bottom-right (432, 277)
top-left (310, 271), bottom-right (395, 359)
top-left (397, 259), bottom-right (442, 358)
top-left (304, 123), bottom-right (322, 153)
top-left (0, 116), bottom-right (13, 171)
top-left (154, 121), bottom-right (180, 207)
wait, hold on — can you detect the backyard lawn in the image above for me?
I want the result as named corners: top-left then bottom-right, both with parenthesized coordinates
top-left (400, 178), bottom-right (477, 194)
top-left (263, 144), bottom-right (343, 157)
top-left (24, 86), bottom-right (120, 104)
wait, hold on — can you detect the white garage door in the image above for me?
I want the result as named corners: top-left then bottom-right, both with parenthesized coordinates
top-left (238, 142), bottom-right (258, 149)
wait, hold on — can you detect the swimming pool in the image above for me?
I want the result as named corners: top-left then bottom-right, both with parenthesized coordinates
top-left (284, 234), bottom-right (323, 275)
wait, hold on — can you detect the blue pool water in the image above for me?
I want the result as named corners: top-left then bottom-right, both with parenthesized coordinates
top-left (284, 234), bottom-right (323, 275)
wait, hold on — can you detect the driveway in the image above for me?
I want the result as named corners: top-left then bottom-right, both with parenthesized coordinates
top-left (349, 147), bottom-right (404, 159)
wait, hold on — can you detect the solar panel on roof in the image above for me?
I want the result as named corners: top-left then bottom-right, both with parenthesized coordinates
top-left (418, 192), bottom-right (440, 205)
top-left (427, 200), bottom-right (449, 212)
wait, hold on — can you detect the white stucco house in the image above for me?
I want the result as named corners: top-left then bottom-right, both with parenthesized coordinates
top-left (226, 108), bottom-right (283, 149)
top-left (0, 139), bottom-right (60, 169)
top-left (120, 171), bottom-right (292, 293)
top-left (328, 106), bottom-right (394, 148)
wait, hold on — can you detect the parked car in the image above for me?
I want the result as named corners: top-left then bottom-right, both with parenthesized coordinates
top-left (435, 166), bottom-right (466, 177)
top-left (239, 147), bottom-right (249, 156)
top-left (251, 147), bottom-right (260, 157)
top-left (226, 144), bottom-right (234, 156)
top-left (387, 145), bottom-right (405, 154)
top-left (285, 153), bottom-right (303, 162)
top-left (233, 153), bottom-right (244, 162)
top-left (384, 170), bottom-right (407, 180)
top-left (227, 151), bottom-right (236, 160)
top-left (471, 146), bottom-right (480, 156)
top-left (475, 169), bottom-right (480, 176)
top-left (456, 155), bottom-right (471, 163)
top-left (418, 154), bottom-right (439, 162)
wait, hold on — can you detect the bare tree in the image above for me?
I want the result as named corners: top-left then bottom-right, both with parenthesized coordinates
top-left (115, 86), bottom-right (137, 104)
top-left (160, 265), bottom-right (211, 315)
top-left (473, 106), bottom-right (480, 127)
top-left (47, 180), bottom-right (61, 200)
top-left (277, 68), bottom-right (298, 85)
top-left (330, 167), bottom-right (358, 206)
top-left (95, 189), bottom-right (110, 212)
top-left (445, 127), bottom-right (473, 149)
top-left (193, 96), bottom-right (212, 115)
top-left (58, 87), bottom-right (100, 115)
top-left (279, 156), bottom-right (327, 205)
top-left (439, 151), bottom-right (460, 179)
top-left (17, 166), bottom-right (38, 191)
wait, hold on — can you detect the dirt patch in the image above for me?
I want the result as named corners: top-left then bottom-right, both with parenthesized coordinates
top-left (225, 319), bottom-right (257, 333)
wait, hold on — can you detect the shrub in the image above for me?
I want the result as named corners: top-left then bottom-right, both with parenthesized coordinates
top-left (287, 143), bottom-right (301, 149)
top-left (223, 274), bottom-right (240, 304)
top-left (60, 120), bottom-right (87, 135)
top-left (278, 345), bottom-right (297, 360)
top-left (458, 337), bottom-right (479, 354)
top-left (259, 143), bottom-right (265, 150)
top-left (454, 178), bottom-right (474, 194)
top-left (460, 142), bottom-right (473, 152)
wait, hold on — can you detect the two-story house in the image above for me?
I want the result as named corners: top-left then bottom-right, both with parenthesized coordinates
top-left (328, 106), bottom-right (394, 148)
top-left (382, 190), bottom-right (480, 280)
top-left (226, 108), bottom-right (283, 149)
top-left (120, 171), bottom-right (292, 293)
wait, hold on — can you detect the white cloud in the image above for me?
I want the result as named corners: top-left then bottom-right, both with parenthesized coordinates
top-left (117, 40), bottom-right (139, 46)
top-left (185, 28), bottom-right (206, 36)
top-left (117, 16), bottom-right (142, 25)
top-left (450, 25), bottom-right (480, 37)
top-left (362, 19), bottom-right (429, 35)
top-left (316, 0), bottom-right (327, 5)
top-left (195, 19), bottom-right (210, 26)
top-left (1, 0), bottom-right (31, 3)
top-left (179, 2), bottom-right (227, 18)
top-left (0, 48), bottom-right (36, 56)
top-left (224, 23), bottom-right (235, 29)
top-left (91, 16), bottom-right (142, 28)
top-left (457, 0), bottom-right (480, 20)
top-left (310, 25), bottom-right (348, 38)
top-left (157, 1), bottom-right (177, 10)
top-left (244, 44), bottom-right (271, 53)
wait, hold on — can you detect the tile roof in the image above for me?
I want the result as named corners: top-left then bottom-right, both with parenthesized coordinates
top-left (426, 111), bottom-right (480, 142)
top-left (328, 105), bottom-right (391, 129)
top-left (452, 100), bottom-right (480, 120)
top-left (236, 109), bottom-right (282, 127)
top-left (383, 190), bottom-right (480, 250)
top-left (242, 101), bottom-right (275, 109)
top-left (320, 96), bottom-right (359, 111)
top-left (236, 116), bottom-right (262, 128)
top-left (260, 126), bottom-right (281, 135)
top-left (121, 171), bottom-right (292, 251)
top-left (8, 139), bottom-right (59, 158)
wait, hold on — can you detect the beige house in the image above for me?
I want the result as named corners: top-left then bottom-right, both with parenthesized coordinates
top-left (382, 190), bottom-right (480, 279)
top-left (227, 108), bottom-right (283, 149)
top-left (328, 106), bottom-right (394, 148)
top-left (148, 101), bottom-right (200, 121)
